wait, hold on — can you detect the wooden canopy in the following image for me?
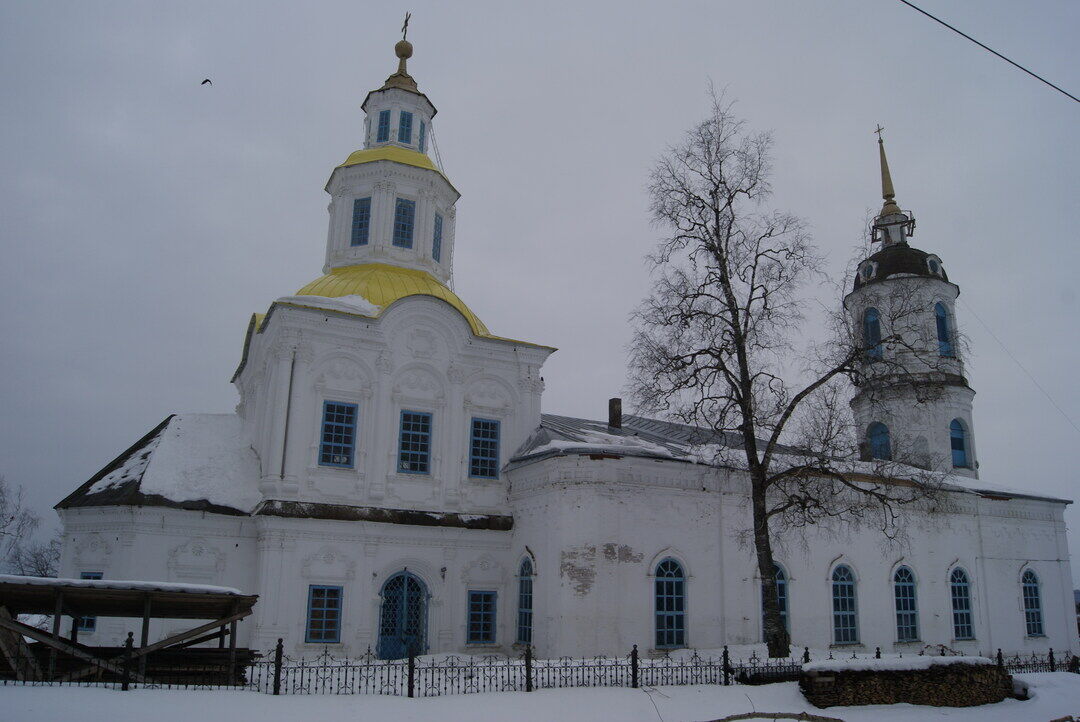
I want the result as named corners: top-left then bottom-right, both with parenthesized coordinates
top-left (0, 575), bottom-right (259, 685)
top-left (0, 577), bottom-right (257, 620)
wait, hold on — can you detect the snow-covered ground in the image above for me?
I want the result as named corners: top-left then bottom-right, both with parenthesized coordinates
top-left (3, 673), bottom-right (1079, 722)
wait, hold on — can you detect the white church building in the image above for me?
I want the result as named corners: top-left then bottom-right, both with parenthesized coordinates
top-left (56, 39), bottom-right (1075, 661)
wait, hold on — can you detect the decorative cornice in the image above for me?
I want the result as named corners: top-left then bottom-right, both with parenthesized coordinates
top-left (255, 499), bottom-right (513, 531)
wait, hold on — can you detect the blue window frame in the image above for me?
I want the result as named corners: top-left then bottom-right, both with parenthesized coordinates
top-left (377, 110), bottom-right (391, 143)
top-left (467, 590), bottom-right (497, 644)
top-left (418, 120), bottom-right (427, 153)
top-left (306, 585), bottom-right (343, 643)
top-left (1022, 570), bottom-right (1044, 636)
top-left (398, 110), bottom-right (413, 144)
top-left (393, 198), bottom-right (416, 248)
top-left (654, 558), bottom-right (686, 648)
top-left (863, 308), bottom-right (882, 360)
top-left (761, 563), bottom-right (789, 636)
top-left (950, 568), bottom-right (974, 640)
top-left (868, 422), bottom-right (891, 460)
top-left (77, 572), bottom-right (103, 631)
top-left (432, 213), bottom-right (443, 263)
top-left (893, 566), bottom-right (918, 642)
top-left (350, 197), bottom-right (371, 246)
top-left (469, 417), bottom-right (500, 479)
top-left (398, 410), bottom-right (432, 474)
top-left (935, 302), bottom-right (954, 357)
top-left (831, 565), bottom-right (858, 644)
top-left (516, 558), bottom-right (533, 645)
top-left (319, 401), bottom-right (357, 468)
top-left (950, 419), bottom-right (968, 468)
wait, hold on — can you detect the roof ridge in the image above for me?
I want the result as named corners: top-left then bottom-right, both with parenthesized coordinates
top-left (55, 415), bottom-right (174, 509)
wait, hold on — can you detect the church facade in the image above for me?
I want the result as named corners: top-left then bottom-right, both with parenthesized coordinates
top-left (56, 40), bottom-right (1075, 660)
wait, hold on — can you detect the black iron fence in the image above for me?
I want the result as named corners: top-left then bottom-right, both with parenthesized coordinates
top-left (3, 639), bottom-right (1077, 696)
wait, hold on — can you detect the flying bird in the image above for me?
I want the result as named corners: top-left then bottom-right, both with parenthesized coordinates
top-left (201, 78), bottom-right (212, 86)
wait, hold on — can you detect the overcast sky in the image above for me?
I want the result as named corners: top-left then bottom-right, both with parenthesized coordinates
top-left (1, 1), bottom-right (1077, 568)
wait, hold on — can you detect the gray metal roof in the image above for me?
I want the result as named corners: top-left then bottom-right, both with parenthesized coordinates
top-left (508, 413), bottom-right (737, 468)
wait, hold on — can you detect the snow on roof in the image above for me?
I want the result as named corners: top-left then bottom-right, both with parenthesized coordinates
top-left (512, 413), bottom-right (1070, 505)
top-left (803, 655), bottom-right (993, 673)
top-left (139, 414), bottom-right (261, 512)
top-left (0, 574), bottom-right (244, 596)
top-left (275, 294), bottom-right (381, 317)
top-left (87, 428), bottom-right (164, 494)
top-left (61, 413), bottom-right (261, 514)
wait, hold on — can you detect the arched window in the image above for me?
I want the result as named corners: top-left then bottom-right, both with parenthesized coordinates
top-left (863, 308), bottom-right (882, 360)
top-left (950, 568), bottom-right (974, 640)
top-left (935, 302), bottom-right (954, 357)
top-left (761, 563), bottom-right (789, 636)
top-left (1021, 569), bottom-right (1044, 636)
top-left (893, 566), bottom-right (918, 642)
top-left (516, 558), bottom-right (534, 645)
top-left (655, 559), bottom-right (686, 648)
top-left (868, 422), bottom-right (892, 460)
top-left (831, 565), bottom-right (858, 644)
top-left (950, 419), bottom-right (969, 468)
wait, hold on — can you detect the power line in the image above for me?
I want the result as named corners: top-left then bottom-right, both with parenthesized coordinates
top-left (897, 0), bottom-right (1079, 104)
top-left (959, 298), bottom-right (1080, 436)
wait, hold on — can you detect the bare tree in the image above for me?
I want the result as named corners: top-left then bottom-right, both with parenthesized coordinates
top-left (0, 475), bottom-right (41, 562)
top-left (11, 533), bottom-right (61, 578)
top-left (1, 475), bottom-right (60, 577)
top-left (628, 94), bottom-right (949, 658)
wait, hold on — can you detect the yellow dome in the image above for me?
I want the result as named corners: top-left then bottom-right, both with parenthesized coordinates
top-left (336, 146), bottom-right (453, 184)
top-left (295, 263), bottom-right (491, 335)
top-left (292, 264), bottom-right (552, 349)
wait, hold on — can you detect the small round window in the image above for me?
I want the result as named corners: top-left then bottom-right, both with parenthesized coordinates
top-left (928, 259), bottom-right (940, 274)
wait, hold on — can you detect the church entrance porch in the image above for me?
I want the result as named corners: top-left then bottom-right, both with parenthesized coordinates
top-left (377, 572), bottom-right (428, 660)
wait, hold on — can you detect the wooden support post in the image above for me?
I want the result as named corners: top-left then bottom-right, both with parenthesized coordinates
top-left (0, 607), bottom-right (42, 680)
top-left (218, 625), bottom-right (226, 648)
top-left (62, 608), bottom-right (251, 683)
top-left (228, 619), bottom-right (238, 684)
top-left (69, 618), bottom-right (79, 645)
top-left (139, 595), bottom-right (151, 676)
top-left (47, 591), bottom-right (63, 680)
top-left (0, 614), bottom-right (148, 683)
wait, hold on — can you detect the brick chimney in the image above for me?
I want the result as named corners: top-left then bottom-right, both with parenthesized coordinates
top-left (608, 398), bottom-right (622, 429)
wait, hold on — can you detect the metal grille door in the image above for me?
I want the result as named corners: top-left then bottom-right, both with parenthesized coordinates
top-left (378, 572), bottom-right (428, 659)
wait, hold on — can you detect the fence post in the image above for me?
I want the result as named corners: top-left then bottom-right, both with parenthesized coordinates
top-left (803, 647), bottom-right (810, 664)
top-left (121, 632), bottom-right (134, 691)
top-left (722, 645), bottom-right (731, 686)
top-left (525, 645), bottom-right (533, 692)
top-left (997, 649), bottom-right (1004, 669)
top-left (407, 648), bottom-right (416, 698)
top-left (1049, 648), bottom-right (1055, 673)
top-left (272, 638), bottom-right (283, 695)
top-left (630, 644), bottom-right (639, 689)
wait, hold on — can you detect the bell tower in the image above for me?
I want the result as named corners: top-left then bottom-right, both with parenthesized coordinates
top-left (844, 130), bottom-right (977, 477)
top-left (321, 33), bottom-right (459, 285)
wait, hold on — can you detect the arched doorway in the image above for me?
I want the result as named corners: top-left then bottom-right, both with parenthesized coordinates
top-left (377, 571), bottom-right (429, 659)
